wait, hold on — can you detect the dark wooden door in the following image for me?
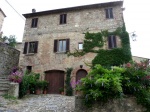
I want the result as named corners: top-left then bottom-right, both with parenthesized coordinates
top-left (76, 69), bottom-right (87, 82)
top-left (45, 70), bottom-right (64, 94)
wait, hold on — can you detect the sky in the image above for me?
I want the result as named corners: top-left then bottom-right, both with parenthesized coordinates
top-left (0, 0), bottom-right (150, 58)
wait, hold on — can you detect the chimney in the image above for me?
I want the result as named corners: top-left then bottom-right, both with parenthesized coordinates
top-left (32, 9), bottom-right (36, 13)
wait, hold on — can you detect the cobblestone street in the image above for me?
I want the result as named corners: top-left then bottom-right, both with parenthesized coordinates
top-left (0, 94), bottom-right (75, 112)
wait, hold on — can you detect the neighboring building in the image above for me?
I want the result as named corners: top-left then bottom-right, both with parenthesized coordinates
top-left (0, 8), bottom-right (6, 32)
top-left (132, 56), bottom-right (149, 63)
top-left (20, 1), bottom-right (125, 94)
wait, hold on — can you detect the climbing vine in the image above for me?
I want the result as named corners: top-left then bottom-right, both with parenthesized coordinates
top-left (68, 24), bottom-right (132, 67)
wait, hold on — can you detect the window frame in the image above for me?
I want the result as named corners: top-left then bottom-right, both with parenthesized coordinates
top-left (78, 42), bottom-right (83, 50)
top-left (23, 41), bottom-right (38, 54)
top-left (60, 14), bottom-right (67, 24)
top-left (105, 8), bottom-right (114, 19)
top-left (54, 39), bottom-right (70, 53)
top-left (31, 18), bottom-right (38, 28)
top-left (108, 35), bottom-right (117, 49)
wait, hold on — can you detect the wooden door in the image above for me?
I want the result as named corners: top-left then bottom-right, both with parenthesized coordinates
top-left (45, 70), bottom-right (64, 94)
top-left (76, 69), bottom-right (87, 82)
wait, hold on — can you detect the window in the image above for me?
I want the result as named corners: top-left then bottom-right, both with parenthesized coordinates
top-left (105, 8), bottom-right (113, 19)
top-left (23, 41), bottom-right (38, 54)
top-left (31, 18), bottom-right (38, 28)
top-left (108, 35), bottom-right (117, 49)
top-left (26, 66), bottom-right (32, 73)
top-left (78, 42), bottom-right (83, 50)
top-left (54, 39), bottom-right (69, 52)
top-left (60, 14), bottom-right (67, 24)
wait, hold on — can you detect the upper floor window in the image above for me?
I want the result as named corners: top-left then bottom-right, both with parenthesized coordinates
top-left (105, 8), bottom-right (113, 19)
top-left (54, 39), bottom-right (69, 52)
top-left (60, 14), bottom-right (67, 24)
top-left (108, 35), bottom-right (117, 49)
top-left (78, 42), bottom-right (83, 50)
top-left (31, 18), bottom-right (38, 28)
top-left (23, 41), bottom-right (38, 54)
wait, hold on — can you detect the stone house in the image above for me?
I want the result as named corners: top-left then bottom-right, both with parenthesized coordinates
top-left (20, 1), bottom-right (124, 94)
top-left (0, 8), bottom-right (6, 32)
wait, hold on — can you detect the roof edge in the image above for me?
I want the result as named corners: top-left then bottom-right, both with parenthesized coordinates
top-left (23, 1), bottom-right (123, 18)
top-left (0, 8), bottom-right (6, 17)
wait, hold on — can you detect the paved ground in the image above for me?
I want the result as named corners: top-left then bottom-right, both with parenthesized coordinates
top-left (0, 94), bottom-right (75, 112)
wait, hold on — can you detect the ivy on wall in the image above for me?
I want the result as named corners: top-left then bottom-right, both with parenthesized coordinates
top-left (68, 24), bottom-right (132, 66)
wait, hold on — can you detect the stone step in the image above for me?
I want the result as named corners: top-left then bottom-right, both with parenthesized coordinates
top-left (0, 90), bottom-right (7, 95)
top-left (0, 87), bottom-right (9, 91)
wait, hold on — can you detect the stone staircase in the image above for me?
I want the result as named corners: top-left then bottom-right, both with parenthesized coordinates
top-left (0, 76), bottom-right (10, 95)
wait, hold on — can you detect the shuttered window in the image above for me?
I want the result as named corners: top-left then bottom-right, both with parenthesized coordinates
top-left (105, 8), bottom-right (113, 19)
top-left (108, 35), bottom-right (117, 49)
top-left (23, 41), bottom-right (38, 54)
top-left (31, 18), bottom-right (38, 28)
top-left (54, 39), bottom-right (70, 52)
top-left (60, 14), bottom-right (67, 24)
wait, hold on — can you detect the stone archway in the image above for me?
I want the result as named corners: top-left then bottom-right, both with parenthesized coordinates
top-left (76, 69), bottom-right (87, 82)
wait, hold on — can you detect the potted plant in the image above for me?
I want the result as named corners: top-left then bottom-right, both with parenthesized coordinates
top-left (59, 87), bottom-right (64, 95)
top-left (42, 80), bottom-right (49, 94)
top-left (35, 81), bottom-right (42, 95)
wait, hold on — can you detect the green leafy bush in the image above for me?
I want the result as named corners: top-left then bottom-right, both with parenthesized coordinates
top-left (77, 65), bottom-right (125, 107)
top-left (76, 61), bottom-right (150, 111)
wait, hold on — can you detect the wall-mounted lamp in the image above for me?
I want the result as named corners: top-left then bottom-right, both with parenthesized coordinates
top-left (80, 65), bottom-right (83, 68)
top-left (130, 32), bottom-right (137, 41)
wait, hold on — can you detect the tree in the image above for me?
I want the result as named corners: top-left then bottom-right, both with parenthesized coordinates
top-left (0, 35), bottom-right (17, 47)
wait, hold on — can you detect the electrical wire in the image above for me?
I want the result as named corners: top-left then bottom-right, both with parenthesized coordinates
top-left (4, 0), bottom-right (25, 20)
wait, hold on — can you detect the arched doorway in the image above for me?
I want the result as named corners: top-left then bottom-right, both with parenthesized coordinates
top-left (76, 69), bottom-right (87, 82)
top-left (45, 70), bottom-right (64, 94)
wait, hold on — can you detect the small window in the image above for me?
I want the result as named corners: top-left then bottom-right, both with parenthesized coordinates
top-left (60, 14), bottom-right (67, 24)
top-left (26, 66), bottom-right (32, 73)
top-left (54, 39), bottom-right (69, 52)
top-left (105, 8), bottom-right (113, 19)
top-left (108, 35), bottom-right (117, 49)
top-left (78, 43), bottom-right (83, 50)
top-left (31, 18), bottom-right (38, 28)
top-left (23, 41), bottom-right (38, 54)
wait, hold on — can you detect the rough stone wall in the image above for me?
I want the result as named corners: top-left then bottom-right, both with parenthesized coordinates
top-left (20, 3), bottom-right (124, 79)
top-left (0, 43), bottom-right (20, 76)
top-left (75, 96), bottom-right (145, 112)
top-left (0, 10), bottom-right (5, 31)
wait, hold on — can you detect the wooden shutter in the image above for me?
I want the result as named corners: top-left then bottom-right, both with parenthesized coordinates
top-left (105, 9), bottom-right (109, 18)
top-left (54, 40), bottom-right (58, 52)
top-left (31, 19), bottom-right (34, 27)
top-left (113, 36), bottom-right (117, 48)
top-left (110, 8), bottom-right (113, 18)
top-left (64, 14), bottom-right (67, 24)
top-left (108, 36), bottom-right (112, 49)
top-left (34, 41), bottom-right (38, 53)
top-left (60, 15), bottom-right (62, 24)
top-left (35, 18), bottom-right (38, 27)
top-left (66, 39), bottom-right (70, 52)
top-left (23, 42), bottom-right (28, 54)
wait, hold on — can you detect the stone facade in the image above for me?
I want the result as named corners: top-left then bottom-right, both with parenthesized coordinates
top-left (0, 43), bottom-right (20, 76)
top-left (20, 1), bottom-right (124, 79)
top-left (0, 8), bottom-right (6, 32)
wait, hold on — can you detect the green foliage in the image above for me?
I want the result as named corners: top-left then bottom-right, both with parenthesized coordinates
top-left (65, 68), bottom-right (73, 96)
top-left (2, 94), bottom-right (17, 100)
top-left (122, 60), bottom-right (150, 112)
top-left (68, 24), bottom-right (132, 67)
top-left (77, 65), bottom-right (125, 107)
top-left (77, 61), bottom-right (150, 111)
top-left (19, 72), bottom-right (41, 98)
top-left (0, 35), bottom-right (17, 47)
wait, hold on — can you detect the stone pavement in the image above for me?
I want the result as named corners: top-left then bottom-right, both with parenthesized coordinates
top-left (0, 94), bottom-right (75, 112)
